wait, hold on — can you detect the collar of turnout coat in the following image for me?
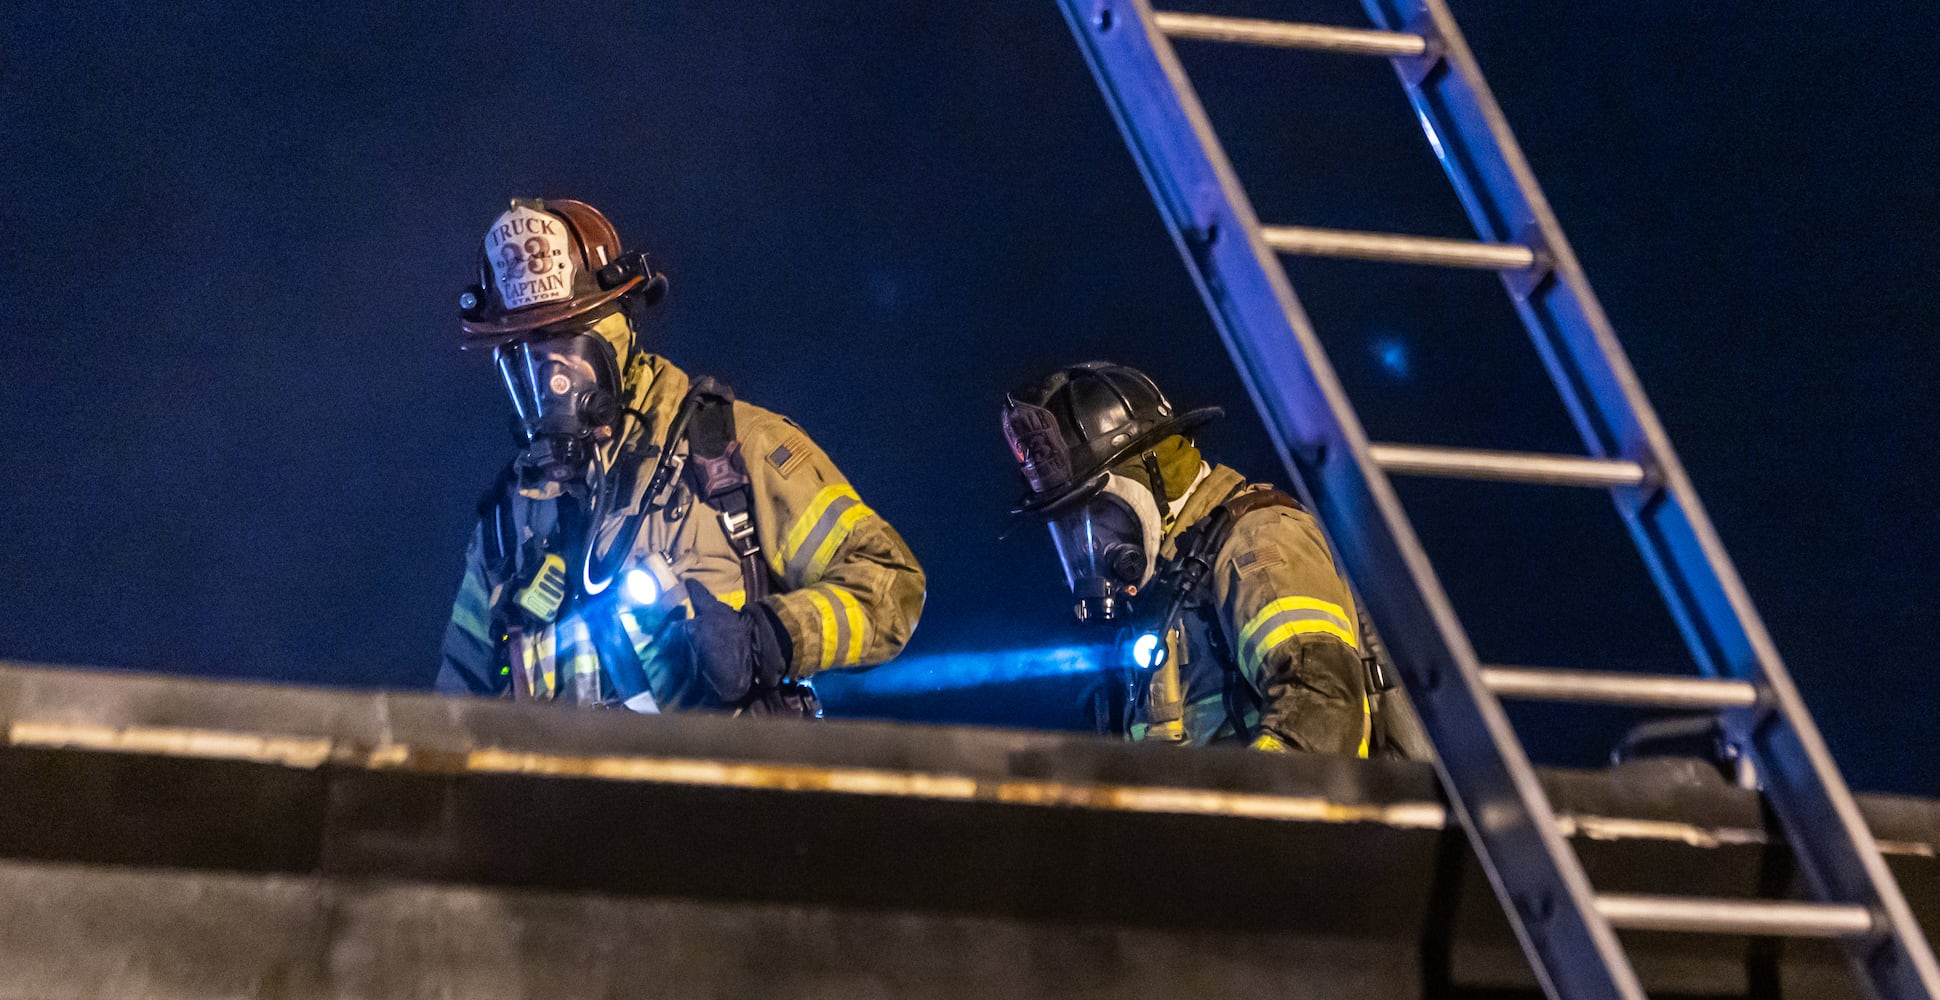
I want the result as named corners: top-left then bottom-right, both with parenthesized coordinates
top-left (606, 353), bottom-right (694, 510)
top-left (1156, 464), bottom-right (1250, 563)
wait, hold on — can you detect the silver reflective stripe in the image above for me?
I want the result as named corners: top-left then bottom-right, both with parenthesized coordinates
top-left (784, 492), bottom-right (861, 583)
top-left (1241, 603), bottom-right (1356, 668)
top-left (830, 596), bottom-right (853, 667)
top-left (452, 573), bottom-right (493, 643)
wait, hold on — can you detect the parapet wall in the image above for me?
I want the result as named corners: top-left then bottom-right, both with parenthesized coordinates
top-left (0, 662), bottom-right (1932, 999)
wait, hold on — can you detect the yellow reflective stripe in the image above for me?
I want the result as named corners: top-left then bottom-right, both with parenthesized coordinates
top-left (619, 610), bottom-right (651, 658)
top-left (452, 601), bottom-right (491, 644)
top-left (1239, 596), bottom-right (1357, 673)
top-left (785, 485), bottom-right (859, 562)
top-left (452, 574), bottom-right (492, 642)
top-left (1249, 731), bottom-right (1292, 753)
top-left (1358, 694), bottom-right (1371, 759)
top-left (804, 588), bottom-right (840, 671)
top-left (557, 615), bottom-right (602, 700)
top-left (805, 501), bottom-right (875, 584)
top-left (1238, 596), bottom-right (1354, 650)
top-left (453, 607), bottom-right (491, 644)
top-left (721, 589), bottom-right (747, 611)
top-left (565, 652), bottom-right (600, 682)
top-left (782, 484), bottom-right (873, 586)
top-left (831, 586), bottom-right (866, 665)
top-left (1251, 699), bottom-right (1367, 757)
top-left (1145, 718), bottom-right (1186, 743)
top-left (510, 634), bottom-right (531, 689)
top-left (534, 627), bottom-right (558, 695)
top-left (1247, 619), bottom-right (1357, 673)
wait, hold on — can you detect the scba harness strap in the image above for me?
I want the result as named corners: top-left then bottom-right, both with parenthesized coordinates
top-left (679, 379), bottom-right (769, 601)
top-left (676, 380), bottom-right (819, 718)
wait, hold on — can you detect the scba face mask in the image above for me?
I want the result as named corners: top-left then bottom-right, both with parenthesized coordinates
top-left (495, 331), bottom-right (624, 487)
top-left (1046, 473), bottom-right (1164, 624)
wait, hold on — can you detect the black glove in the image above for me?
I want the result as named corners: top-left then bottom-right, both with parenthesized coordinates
top-left (673, 579), bottom-right (790, 708)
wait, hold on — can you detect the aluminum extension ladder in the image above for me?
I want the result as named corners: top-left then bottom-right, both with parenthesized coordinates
top-left (1050, 1), bottom-right (1940, 997)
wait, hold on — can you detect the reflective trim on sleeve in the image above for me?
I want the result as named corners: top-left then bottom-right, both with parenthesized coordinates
top-left (517, 626), bottom-right (559, 698)
top-left (830, 586), bottom-right (866, 666)
top-left (619, 609), bottom-right (652, 659)
top-left (1239, 596), bottom-right (1358, 673)
top-left (800, 585), bottom-right (867, 671)
top-left (557, 615), bottom-right (602, 703)
top-left (807, 503), bottom-right (875, 584)
top-left (784, 486), bottom-right (858, 563)
top-left (721, 589), bottom-right (747, 611)
top-left (804, 588), bottom-right (841, 672)
top-left (452, 574), bottom-right (493, 643)
top-left (781, 485), bottom-right (875, 586)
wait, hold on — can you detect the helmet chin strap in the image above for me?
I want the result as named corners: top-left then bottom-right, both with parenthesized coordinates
top-left (1141, 451), bottom-right (1170, 514)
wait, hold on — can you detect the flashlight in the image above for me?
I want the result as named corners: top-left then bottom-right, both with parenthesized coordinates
top-left (622, 567), bottom-right (661, 606)
top-left (614, 553), bottom-right (679, 609)
top-left (1131, 631), bottom-right (1166, 670)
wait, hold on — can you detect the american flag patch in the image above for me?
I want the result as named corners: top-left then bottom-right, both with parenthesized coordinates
top-left (1235, 550), bottom-right (1283, 577)
top-left (768, 432), bottom-right (809, 477)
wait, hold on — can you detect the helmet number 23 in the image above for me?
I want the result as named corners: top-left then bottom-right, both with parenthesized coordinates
top-left (497, 237), bottom-right (554, 280)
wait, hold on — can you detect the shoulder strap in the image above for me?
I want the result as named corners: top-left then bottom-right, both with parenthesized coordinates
top-left (1165, 483), bottom-right (1299, 578)
top-left (1220, 484), bottom-right (1305, 522)
top-left (681, 377), bottom-right (770, 601)
top-left (681, 377), bottom-right (744, 500)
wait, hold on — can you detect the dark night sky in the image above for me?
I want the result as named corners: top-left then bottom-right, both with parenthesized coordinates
top-left (4, 3), bottom-right (1936, 793)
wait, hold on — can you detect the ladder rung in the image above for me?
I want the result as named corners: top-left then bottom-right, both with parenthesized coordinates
top-left (1369, 444), bottom-right (1647, 488)
top-left (1153, 11), bottom-right (1429, 58)
top-left (1261, 225), bottom-right (1538, 270)
top-left (1597, 894), bottom-right (1879, 939)
top-left (1481, 667), bottom-right (1758, 709)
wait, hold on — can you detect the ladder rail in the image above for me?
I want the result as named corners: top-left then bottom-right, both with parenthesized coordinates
top-left (1365, 1), bottom-right (1940, 992)
top-left (1051, 2), bottom-right (1642, 997)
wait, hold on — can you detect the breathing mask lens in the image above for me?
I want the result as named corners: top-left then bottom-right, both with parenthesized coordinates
top-left (1047, 475), bottom-right (1161, 624)
top-left (494, 332), bottom-right (622, 486)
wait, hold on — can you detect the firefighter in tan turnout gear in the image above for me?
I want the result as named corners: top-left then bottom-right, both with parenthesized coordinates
top-left (437, 198), bottom-right (924, 714)
top-left (1004, 362), bottom-right (1384, 755)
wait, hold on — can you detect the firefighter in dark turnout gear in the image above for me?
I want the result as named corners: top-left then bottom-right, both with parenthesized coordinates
top-left (1004, 362), bottom-right (1376, 755)
top-left (437, 198), bottom-right (925, 712)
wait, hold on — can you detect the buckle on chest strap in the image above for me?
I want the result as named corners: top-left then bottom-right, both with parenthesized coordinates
top-left (719, 506), bottom-right (760, 560)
